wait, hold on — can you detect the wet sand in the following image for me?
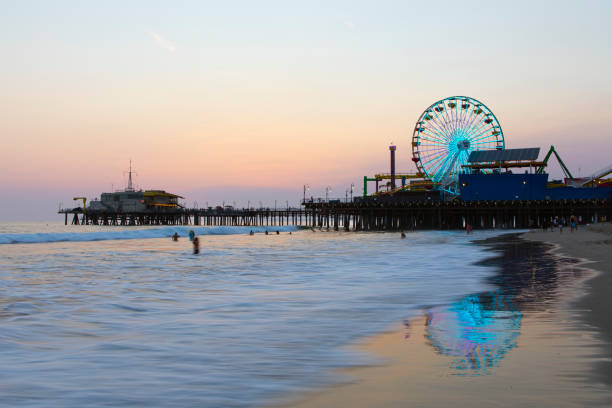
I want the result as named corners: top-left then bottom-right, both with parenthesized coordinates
top-left (523, 222), bottom-right (612, 387)
top-left (270, 226), bottom-right (612, 408)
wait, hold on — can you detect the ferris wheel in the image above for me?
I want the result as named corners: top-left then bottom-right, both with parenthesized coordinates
top-left (412, 96), bottom-right (505, 193)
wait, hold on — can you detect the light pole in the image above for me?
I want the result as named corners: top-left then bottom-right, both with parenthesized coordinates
top-left (247, 200), bottom-right (250, 210)
top-left (325, 186), bottom-right (332, 202)
top-left (350, 183), bottom-right (355, 202)
top-left (303, 184), bottom-right (310, 203)
top-left (345, 189), bottom-right (348, 203)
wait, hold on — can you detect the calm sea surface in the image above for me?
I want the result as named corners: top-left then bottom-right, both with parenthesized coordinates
top-left (0, 223), bottom-right (540, 407)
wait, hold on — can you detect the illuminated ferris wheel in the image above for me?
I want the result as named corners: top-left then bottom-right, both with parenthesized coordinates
top-left (412, 96), bottom-right (505, 193)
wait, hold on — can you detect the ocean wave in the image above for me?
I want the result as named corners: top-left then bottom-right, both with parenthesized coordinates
top-left (0, 226), bottom-right (299, 245)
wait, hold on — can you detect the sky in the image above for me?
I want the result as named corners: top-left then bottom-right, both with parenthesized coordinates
top-left (1, 0), bottom-right (611, 220)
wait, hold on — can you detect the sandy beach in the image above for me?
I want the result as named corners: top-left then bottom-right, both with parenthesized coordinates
top-left (272, 224), bottom-right (612, 408)
top-left (524, 222), bottom-right (612, 387)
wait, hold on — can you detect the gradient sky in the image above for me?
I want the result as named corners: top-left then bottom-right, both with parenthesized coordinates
top-left (1, 1), bottom-right (611, 220)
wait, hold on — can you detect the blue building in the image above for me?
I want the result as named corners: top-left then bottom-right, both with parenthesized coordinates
top-left (459, 173), bottom-right (612, 201)
top-left (459, 148), bottom-right (612, 201)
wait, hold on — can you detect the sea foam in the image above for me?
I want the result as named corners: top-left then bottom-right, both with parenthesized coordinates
top-left (0, 225), bottom-right (299, 245)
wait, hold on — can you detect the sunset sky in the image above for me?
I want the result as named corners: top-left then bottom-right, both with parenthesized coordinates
top-left (1, 1), bottom-right (611, 220)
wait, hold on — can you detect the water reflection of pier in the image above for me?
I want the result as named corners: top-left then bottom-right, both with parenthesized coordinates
top-left (420, 235), bottom-right (588, 374)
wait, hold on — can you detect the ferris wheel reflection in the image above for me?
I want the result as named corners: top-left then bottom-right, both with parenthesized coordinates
top-left (418, 235), bottom-right (587, 374)
top-left (424, 291), bottom-right (522, 373)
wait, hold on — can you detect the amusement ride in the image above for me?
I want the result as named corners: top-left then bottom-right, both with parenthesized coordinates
top-left (412, 96), bottom-right (505, 194)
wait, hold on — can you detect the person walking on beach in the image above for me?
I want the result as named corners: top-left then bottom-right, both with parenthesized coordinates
top-left (401, 231), bottom-right (406, 239)
top-left (189, 230), bottom-right (195, 242)
top-left (193, 236), bottom-right (200, 254)
top-left (570, 215), bottom-right (577, 232)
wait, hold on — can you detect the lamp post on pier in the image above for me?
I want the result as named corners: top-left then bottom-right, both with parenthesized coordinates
top-left (303, 184), bottom-right (310, 204)
top-left (350, 183), bottom-right (355, 202)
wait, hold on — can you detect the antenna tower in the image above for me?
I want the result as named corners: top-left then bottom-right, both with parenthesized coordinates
top-left (125, 160), bottom-right (138, 192)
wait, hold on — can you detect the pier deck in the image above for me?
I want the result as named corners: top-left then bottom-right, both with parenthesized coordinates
top-left (59, 199), bottom-right (611, 231)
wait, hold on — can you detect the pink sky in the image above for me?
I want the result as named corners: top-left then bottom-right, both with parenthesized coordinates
top-left (1, 2), bottom-right (611, 220)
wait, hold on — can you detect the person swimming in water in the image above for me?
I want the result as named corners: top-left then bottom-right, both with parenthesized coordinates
top-left (193, 236), bottom-right (200, 254)
top-left (401, 231), bottom-right (406, 239)
top-left (172, 232), bottom-right (179, 241)
top-left (249, 230), bottom-right (254, 236)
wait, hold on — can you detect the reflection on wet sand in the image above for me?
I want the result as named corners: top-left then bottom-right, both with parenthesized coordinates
top-left (419, 234), bottom-right (591, 375)
top-left (280, 234), bottom-right (612, 408)
top-left (424, 294), bottom-right (522, 373)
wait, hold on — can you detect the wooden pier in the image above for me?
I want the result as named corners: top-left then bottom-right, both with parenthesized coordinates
top-left (305, 199), bottom-right (611, 230)
top-left (60, 198), bottom-right (611, 231)
top-left (59, 208), bottom-right (311, 227)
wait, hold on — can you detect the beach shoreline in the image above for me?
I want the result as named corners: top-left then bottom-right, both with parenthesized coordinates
top-left (522, 222), bottom-right (612, 387)
top-left (269, 224), bottom-right (612, 408)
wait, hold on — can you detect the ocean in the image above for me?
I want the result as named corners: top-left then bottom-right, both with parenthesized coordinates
top-left (0, 223), bottom-right (528, 407)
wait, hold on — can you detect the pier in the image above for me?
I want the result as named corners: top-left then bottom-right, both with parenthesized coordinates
top-left (59, 207), bottom-right (310, 227)
top-left (59, 198), bottom-right (611, 231)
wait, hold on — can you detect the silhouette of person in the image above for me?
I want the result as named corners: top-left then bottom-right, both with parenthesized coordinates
top-left (193, 236), bottom-right (200, 254)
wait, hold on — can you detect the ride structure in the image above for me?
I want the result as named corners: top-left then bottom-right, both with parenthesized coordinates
top-left (412, 96), bottom-right (505, 194)
top-left (536, 145), bottom-right (574, 181)
top-left (364, 96), bottom-right (505, 197)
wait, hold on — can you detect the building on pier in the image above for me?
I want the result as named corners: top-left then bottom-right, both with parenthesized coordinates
top-left (459, 148), bottom-right (612, 201)
top-left (84, 161), bottom-right (184, 213)
top-left (88, 190), bottom-right (183, 213)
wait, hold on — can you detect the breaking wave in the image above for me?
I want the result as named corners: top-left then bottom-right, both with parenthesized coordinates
top-left (0, 225), bottom-right (299, 245)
